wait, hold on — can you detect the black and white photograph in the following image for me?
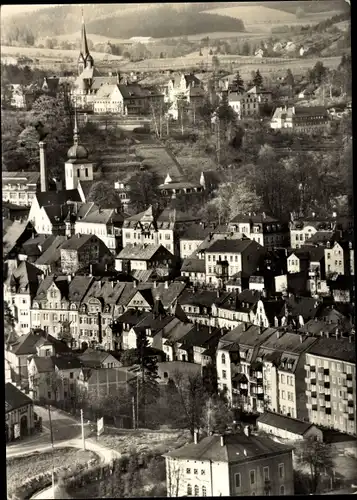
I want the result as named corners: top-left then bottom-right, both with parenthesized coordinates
top-left (2, 1), bottom-right (354, 498)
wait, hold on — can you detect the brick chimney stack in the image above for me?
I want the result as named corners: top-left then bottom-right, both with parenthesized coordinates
top-left (39, 141), bottom-right (48, 193)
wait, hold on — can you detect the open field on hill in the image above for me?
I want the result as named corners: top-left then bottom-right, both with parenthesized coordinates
top-left (1, 45), bottom-right (123, 62)
top-left (42, 32), bottom-right (128, 46)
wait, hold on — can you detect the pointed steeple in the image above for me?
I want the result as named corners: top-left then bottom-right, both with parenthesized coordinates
top-left (80, 8), bottom-right (90, 59)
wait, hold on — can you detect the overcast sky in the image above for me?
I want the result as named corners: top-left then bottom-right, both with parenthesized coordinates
top-left (1, 4), bottom-right (60, 18)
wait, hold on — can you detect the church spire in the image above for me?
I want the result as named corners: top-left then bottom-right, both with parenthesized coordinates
top-left (80, 7), bottom-right (90, 59)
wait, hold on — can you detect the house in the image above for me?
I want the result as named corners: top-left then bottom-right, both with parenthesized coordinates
top-left (18, 234), bottom-right (59, 263)
top-left (177, 324), bottom-right (222, 365)
top-left (4, 220), bottom-right (37, 261)
top-left (79, 348), bottom-right (121, 369)
top-left (165, 73), bottom-right (205, 120)
top-left (5, 329), bottom-right (71, 387)
top-left (257, 412), bottom-right (323, 442)
top-left (229, 213), bottom-right (289, 249)
top-left (163, 432), bottom-right (294, 497)
top-left (228, 86), bottom-right (272, 118)
top-left (122, 311), bottom-right (179, 351)
top-left (76, 367), bottom-right (138, 398)
top-left (157, 360), bottom-right (201, 384)
top-left (287, 250), bottom-right (310, 274)
top-left (2, 172), bottom-right (40, 207)
top-left (270, 106), bottom-right (330, 132)
top-left (290, 213), bottom-right (353, 249)
top-left (180, 223), bottom-right (215, 259)
top-left (299, 46), bottom-right (307, 57)
top-left (325, 240), bottom-right (351, 277)
top-left (33, 236), bottom-right (68, 274)
top-left (212, 289), bottom-right (261, 330)
top-left (158, 173), bottom-right (204, 199)
top-left (179, 289), bottom-right (229, 326)
top-left (204, 239), bottom-right (265, 286)
top-left (74, 204), bottom-right (124, 254)
top-left (251, 298), bottom-right (286, 328)
top-left (2, 202), bottom-right (30, 223)
top-left (114, 179), bottom-right (131, 210)
top-left (5, 383), bottom-right (35, 442)
top-left (228, 93), bottom-right (241, 118)
top-left (28, 354), bottom-right (83, 402)
top-left (255, 48), bottom-right (264, 58)
top-left (115, 243), bottom-right (176, 278)
top-left (285, 42), bottom-right (296, 53)
top-left (180, 258), bottom-right (206, 285)
top-left (60, 234), bottom-right (114, 275)
top-left (304, 337), bottom-right (356, 435)
top-left (4, 261), bottom-right (43, 335)
top-left (161, 322), bottom-right (194, 362)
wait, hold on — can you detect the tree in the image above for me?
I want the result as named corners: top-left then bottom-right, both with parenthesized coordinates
top-left (209, 48), bottom-right (213, 55)
top-left (4, 301), bottom-right (17, 345)
top-left (212, 55), bottom-right (220, 72)
top-left (196, 98), bottom-right (215, 135)
top-left (242, 40), bottom-right (250, 56)
top-left (296, 437), bottom-right (334, 493)
top-left (136, 330), bottom-right (159, 426)
top-left (308, 61), bottom-right (327, 86)
top-left (166, 459), bottom-right (184, 497)
top-left (285, 69), bottom-right (295, 97)
top-left (127, 171), bottom-right (161, 213)
top-left (252, 70), bottom-right (263, 88)
top-left (202, 362), bottom-right (218, 396)
top-left (44, 38), bottom-right (55, 49)
top-left (200, 396), bottom-right (233, 436)
top-left (87, 181), bottom-right (123, 209)
top-left (216, 92), bottom-right (237, 147)
top-left (230, 71), bottom-right (245, 93)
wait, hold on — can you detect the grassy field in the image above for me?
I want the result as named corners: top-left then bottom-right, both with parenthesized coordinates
top-left (1, 44), bottom-right (123, 62)
top-left (96, 427), bottom-right (190, 455)
top-left (6, 447), bottom-right (98, 497)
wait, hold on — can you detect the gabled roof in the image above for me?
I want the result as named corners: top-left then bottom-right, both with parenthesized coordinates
top-left (80, 206), bottom-right (124, 225)
top-left (179, 325), bottom-right (221, 349)
top-left (6, 260), bottom-right (43, 297)
top-left (178, 289), bottom-right (229, 308)
top-left (5, 383), bottom-right (33, 412)
top-left (79, 348), bottom-right (111, 367)
top-left (205, 239), bottom-right (260, 254)
top-left (286, 295), bottom-right (320, 321)
top-left (164, 433), bottom-right (293, 462)
top-left (32, 356), bottom-right (54, 373)
top-left (117, 243), bottom-right (172, 261)
top-left (2, 171), bottom-right (40, 185)
top-left (20, 234), bottom-right (56, 257)
top-left (10, 330), bottom-right (71, 356)
top-left (35, 190), bottom-right (81, 208)
top-left (34, 236), bottom-right (67, 266)
top-left (181, 258), bottom-right (206, 273)
top-left (221, 324), bottom-right (276, 348)
top-left (60, 234), bottom-right (98, 251)
top-left (230, 213), bottom-right (279, 224)
top-left (3, 220), bottom-right (31, 256)
top-left (257, 412), bottom-right (315, 435)
top-left (53, 356), bottom-right (83, 371)
top-left (180, 223), bottom-right (215, 241)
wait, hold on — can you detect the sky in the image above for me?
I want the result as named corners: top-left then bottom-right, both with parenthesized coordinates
top-left (1, 4), bottom-right (60, 18)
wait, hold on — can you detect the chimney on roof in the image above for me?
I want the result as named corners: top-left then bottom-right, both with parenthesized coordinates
top-left (39, 141), bottom-right (48, 193)
top-left (194, 431), bottom-right (198, 444)
top-left (220, 435), bottom-right (225, 447)
top-left (67, 275), bottom-right (72, 283)
top-left (133, 281), bottom-right (137, 288)
top-left (165, 281), bottom-right (169, 289)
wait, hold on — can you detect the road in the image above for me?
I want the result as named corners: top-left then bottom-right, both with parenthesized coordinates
top-left (7, 406), bottom-right (120, 499)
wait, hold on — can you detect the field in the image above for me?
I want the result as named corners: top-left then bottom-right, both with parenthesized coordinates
top-left (6, 447), bottom-right (99, 497)
top-left (96, 427), bottom-right (190, 455)
top-left (1, 44), bottom-right (123, 62)
top-left (43, 32), bottom-right (128, 46)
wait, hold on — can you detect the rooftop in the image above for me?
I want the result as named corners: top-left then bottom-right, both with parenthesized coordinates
top-left (205, 239), bottom-right (259, 254)
top-left (257, 411), bottom-right (315, 435)
top-left (307, 337), bottom-right (355, 363)
top-left (5, 383), bottom-right (33, 412)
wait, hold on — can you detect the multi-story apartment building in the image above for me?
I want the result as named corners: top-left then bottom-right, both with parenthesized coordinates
top-left (228, 86), bottom-right (272, 118)
top-left (304, 337), bottom-right (356, 435)
top-left (204, 239), bottom-right (265, 286)
top-left (229, 213), bottom-right (288, 250)
top-left (179, 223), bottom-right (216, 259)
top-left (164, 431), bottom-right (294, 497)
top-left (2, 172), bottom-right (40, 207)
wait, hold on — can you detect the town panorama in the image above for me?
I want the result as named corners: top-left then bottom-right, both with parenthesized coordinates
top-left (2, 1), bottom-right (355, 498)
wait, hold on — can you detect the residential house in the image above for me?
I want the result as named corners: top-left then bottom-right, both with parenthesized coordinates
top-left (255, 48), bottom-right (264, 58)
top-left (18, 234), bottom-right (59, 264)
top-left (115, 243), bottom-right (176, 279)
top-left (5, 329), bottom-right (71, 387)
top-left (304, 337), bottom-right (356, 435)
top-left (256, 412), bottom-right (323, 442)
top-left (229, 213), bottom-right (288, 249)
top-left (204, 239), bottom-right (266, 286)
top-left (228, 86), bottom-right (272, 118)
top-left (33, 236), bottom-right (68, 274)
top-left (93, 83), bottom-right (164, 115)
top-left (178, 289), bottom-right (229, 326)
top-left (164, 432), bottom-right (294, 497)
top-left (270, 105), bottom-right (330, 132)
top-left (79, 348), bottom-right (122, 369)
top-left (287, 250), bottom-right (310, 274)
top-left (74, 204), bottom-right (124, 254)
top-left (257, 331), bottom-right (318, 420)
top-left (161, 322), bottom-right (194, 362)
top-left (228, 93), bottom-right (241, 118)
top-left (4, 220), bottom-right (37, 262)
top-left (176, 324), bottom-right (222, 365)
top-left (290, 213), bottom-right (353, 249)
top-left (211, 289), bottom-right (261, 330)
top-left (114, 179), bottom-right (131, 211)
top-left (216, 324), bottom-right (276, 411)
top-left (180, 258), bottom-right (206, 285)
top-left (76, 367), bottom-right (138, 398)
top-left (252, 298), bottom-right (286, 328)
top-left (60, 234), bottom-right (114, 275)
top-left (4, 261), bottom-right (43, 335)
top-left (5, 383), bottom-right (35, 442)
top-left (158, 173), bottom-right (204, 199)
top-left (325, 240), bottom-right (351, 278)
top-left (165, 73), bottom-right (205, 120)
top-left (180, 223), bottom-right (217, 259)
top-left (2, 202), bottom-right (30, 223)
top-left (2, 172), bottom-right (40, 207)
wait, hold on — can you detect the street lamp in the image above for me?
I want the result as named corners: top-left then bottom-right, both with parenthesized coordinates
top-left (47, 405), bottom-right (55, 497)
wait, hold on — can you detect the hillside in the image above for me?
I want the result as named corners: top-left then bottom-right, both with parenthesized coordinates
top-left (1, 3), bottom-right (245, 40)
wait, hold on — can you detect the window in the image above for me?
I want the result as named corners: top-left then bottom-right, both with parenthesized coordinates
top-left (221, 353), bottom-right (226, 364)
top-left (186, 468), bottom-right (191, 474)
top-left (263, 466), bottom-right (269, 481)
top-left (279, 464), bottom-right (284, 479)
top-left (194, 485), bottom-right (199, 496)
top-left (202, 486), bottom-right (207, 496)
top-left (187, 484), bottom-right (192, 496)
top-left (280, 486), bottom-right (285, 495)
top-left (70, 372), bottom-right (74, 379)
top-left (235, 473), bottom-right (241, 488)
top-left (250, 470), bottom-right (256, 485)
top-left (281, 374), bottom-right (285, 383)
top-left (222, 370), bottom-right (227, 379)
top-left (201, 470), bottom-right (205, 475)
top-left (194, 469), bottom-right (198, 475)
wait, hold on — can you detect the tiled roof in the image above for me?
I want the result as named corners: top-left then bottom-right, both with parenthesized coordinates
top-left (36, 190), bottom-right (81, 208)
top-left (164, 433), bottom-right (293, 462)
top-left (10, 330), bottom-right (71, 356)
top-left (221, 324), bottom-right (276, 348)
top-left (77, 180), bottom-right (96, 201)
top-left (68, 276), bottom-right (94, 302)
top-left (3, 220), bottom-right (29, 256)
top-left (33, 356), bottom-right (54, 373)
top-left (5, 383), bottom-right (32, 412)
top-left (80, 206), bottom-right (124, 225)
top-left (163, 322), bottom-right (193, 343)
top-left (205, 239), bottom-right (258, 254)
top-left (2, 171), bottom-right (40, 184)
top-left (53, 356), bottom-right (83, 371)
top-left (21, 234), bottom-right (56, 256)
top-left (116, 310), bottom-right (149, 326)
top-left (230, 213), bottom-right (279, 224)
top-left (34, 236), bottom-right (67, 266)
top-left (134, 313), bottom-right (177, 334)
top-left (181, 258), bottom-right (206, 273)
top-left (180, 223), bottom-right (215, 241)
top-left (79, 349), bottom-right (110, 367)
top-left (118, 84), bottom-right (150, 99)
top-left (117, 243), bottom-right (170, 260)
top-left (86, 367), bottom-right (136, 385)
top-left (95, 83), bottom-right (118, 99)
top-left (178, 289), bottom-right (228, 308)
top-left (286, 296), bottom-right (320, 321)
top-left (60, 234), bottom-right (96, 251)
top-left (257, 411), bottom-right (314, 435)
top-left (154, 282), bottom-right (187, 308)
top-left (260, 331), bottom-right (318, 354)
top-left (132, 269), bottom-right (156, 282)
top-left (179, 325), bottom-right (221, 349)
top-left (307, 335), bottom-right (355, 364)
top-left (7, 260), bottom-right (43, 297)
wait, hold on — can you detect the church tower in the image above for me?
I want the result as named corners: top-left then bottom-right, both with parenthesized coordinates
top-left (78, 9), bottom-right (94, 75)
top-left (65, 109), bottom-right (94, 191)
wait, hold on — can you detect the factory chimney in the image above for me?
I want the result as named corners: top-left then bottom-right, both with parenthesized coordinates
top-left (39, 141), bottom-right (48, 192)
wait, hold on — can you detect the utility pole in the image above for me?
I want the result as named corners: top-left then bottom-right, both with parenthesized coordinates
top-left (132, 395), bottom-right (136, 429)
top-left (136, 376), bottom-right (139, 429)
top-left (48, 405), bottom-right (55, 496)
top-left (80, 409), bottom-right (86, 450)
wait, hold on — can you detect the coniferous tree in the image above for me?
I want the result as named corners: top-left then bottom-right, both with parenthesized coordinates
top-left (136, 330), bottom-right (159, 425)
top-left (230, 71), bottom-right (245, 93)
top-left (252, 69), bottom-right (263, 88)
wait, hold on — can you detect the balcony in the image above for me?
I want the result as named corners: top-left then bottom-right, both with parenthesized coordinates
top-left (324, 376), bottom-right (330, 382)
top-left (347, 381), bottom-right (353, 388)
top-left (324, 382), bottom-right (330, 389)
top-left (348, 408), bottom-right (354, 415)
top-left (325, 394), bottom-right (331, 401)
top-left (310, 366), bottom-right (316, 372)
top-left (347, 387), bottom-right (353, 394)
top-left (306, 403), bottom-right (312, 409)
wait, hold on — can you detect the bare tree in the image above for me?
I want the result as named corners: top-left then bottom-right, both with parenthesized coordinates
top-left (166, 458), bottom-right (184, 497)
top-left (295, 437), bottom-right (334, 493)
